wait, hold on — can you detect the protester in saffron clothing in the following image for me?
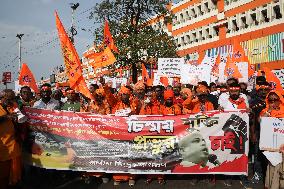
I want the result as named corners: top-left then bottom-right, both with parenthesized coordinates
top-left (132, 81), bottom-right (146, 114)
top-left (161, 89), bottom-right (182, 115)
top-left (100, 78), bottom-right (136, 186)
top-left (139, 89), bottom-right (163, 115)
top-left (87, 88), bottom-right (110, 115)
top-left (61, 88), bottom-right (81, 112)
top-left (0, 90), bottom-right (23, 189)
top-left (33, 83), bottom-right (60, 110)
top-left (173, 82), bottom-right (183, 108)
top-left (180, 88), bottom-right (193, 114)
top-left (260, 91), bottom-right (284, 189)
top-left (183, 85), bottom-right (214, 114)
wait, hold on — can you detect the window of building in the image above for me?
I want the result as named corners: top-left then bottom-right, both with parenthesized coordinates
top-left (192, 8), bottom-right (196, 18)
top-left (273, 4), bottom-right (282, 19)
top-left (186, 34), bottom-right (191, 44)
top-left (250, 12), bottom-right (259, 26)
top-left (197, 5), bottom-right (203, 16)
top-left (203, 2), bottom-right (209, 13)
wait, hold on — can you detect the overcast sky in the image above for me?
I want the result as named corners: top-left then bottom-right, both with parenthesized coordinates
top-left (0, 0), bottom-right (100, 89)
top-left (0, 0), bottom-right (181, 90)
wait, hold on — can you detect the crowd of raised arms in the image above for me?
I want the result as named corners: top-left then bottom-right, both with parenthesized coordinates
top-left (1, 75), bottom-right (284, 189)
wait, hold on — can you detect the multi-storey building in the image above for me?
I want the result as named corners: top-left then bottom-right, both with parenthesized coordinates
top-left (151, 0), bottom-right (284, 70)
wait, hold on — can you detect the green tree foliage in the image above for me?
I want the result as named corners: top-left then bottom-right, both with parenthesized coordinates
top-left (90, 0), bottom-right (178, 82)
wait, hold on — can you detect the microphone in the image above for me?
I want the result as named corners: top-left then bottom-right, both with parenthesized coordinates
top-left (208, 154), bottom-right (220, 166)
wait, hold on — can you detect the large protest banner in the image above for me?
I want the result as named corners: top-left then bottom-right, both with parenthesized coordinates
top-left (260, 117), bottom-right (284, 151)
top-left (23, 108), bottom-right (249, 175)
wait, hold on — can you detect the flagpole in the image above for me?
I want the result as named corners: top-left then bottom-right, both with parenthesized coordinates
top-left (16, 34), bottom-right (24, 73)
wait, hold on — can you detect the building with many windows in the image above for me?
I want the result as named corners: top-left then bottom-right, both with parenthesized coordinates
top-left (151, 0), bottom-right (284, 70)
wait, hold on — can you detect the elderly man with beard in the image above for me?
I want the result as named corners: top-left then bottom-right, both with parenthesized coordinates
top-left (161, 89), bottom-right (182, 115)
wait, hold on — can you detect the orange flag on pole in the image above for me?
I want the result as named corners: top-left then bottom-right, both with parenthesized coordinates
top-left (232, 39), bottom-right (255, 78)
top-left (104, 20), bottom-right (119, 53)
top-left (212, 54), bottom-right (221, 76)
top-left (160, 76), bottom-right (169, 87)
top-left (224, 53), bottom-right (242, 79)
top-left (90, 47), bottom-right (116, 68)
top-left (263, 67), bottom-right (284, 93)
top-left (55, 11), bottom-right (94, 100)
top-left (18, 63), bottom-right (39, 93)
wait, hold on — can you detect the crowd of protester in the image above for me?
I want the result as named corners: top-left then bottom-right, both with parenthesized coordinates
top-left (0, 75), bottom-right (284, 189)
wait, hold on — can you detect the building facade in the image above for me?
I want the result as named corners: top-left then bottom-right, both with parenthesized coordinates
top-left (152, 0), bottom-right (284, 70)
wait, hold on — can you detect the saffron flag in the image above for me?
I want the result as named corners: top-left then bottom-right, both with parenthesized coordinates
top-left (55, 11), bottom-right (94, 100)
top-left (263, 67), bottom-right (284, 93)
top-left (104, 20), bottom-right (119, 53)
top-left (212, 54), bottom-right (221, 76)
top-left (232, 39), bottom-right (255, 78)
top-left (90, 47), bottom-right (116, 68)
top-left (160, 76), bottom-right (169, 87)
top-left (225, 53), bottom-right (242, 79)
top-left (18, 63), bottom-right (39, 93)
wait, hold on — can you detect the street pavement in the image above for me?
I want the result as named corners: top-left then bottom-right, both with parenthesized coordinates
top-left (22, 169), bottom-right (264, 189)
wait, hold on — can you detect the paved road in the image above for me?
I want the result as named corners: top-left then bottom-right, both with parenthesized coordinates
top-left (22, 170), bottom-right (264, 189)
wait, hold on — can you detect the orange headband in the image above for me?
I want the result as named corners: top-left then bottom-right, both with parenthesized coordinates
top-left (164, 90), bottom-right (174, 100)
top-left (119, 86), bottom-right (131, 95)
top-left (229, 87), bottom-right (240, 90)
top-left (41, 86), bottom-right (51, 91)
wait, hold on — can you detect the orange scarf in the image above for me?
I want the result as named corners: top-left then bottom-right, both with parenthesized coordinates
top-left (229, 97), bottom-right (247, 109)
top-left (192, 101), bottom-right (214, 114)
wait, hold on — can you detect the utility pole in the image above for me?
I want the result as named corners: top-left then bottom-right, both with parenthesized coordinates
top-left (16, 33), bottom-right (24, 73)
top-left (70, 3), bottom-right (79, 44)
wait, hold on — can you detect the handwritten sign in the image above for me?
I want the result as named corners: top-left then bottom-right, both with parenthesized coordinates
top-left (260, 117), bottom-right (284, 151)
top-left (157, 58), bottom-right (183, 77)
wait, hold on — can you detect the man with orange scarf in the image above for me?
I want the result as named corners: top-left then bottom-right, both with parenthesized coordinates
top-left (183, 85), bottom-right (215, 114)
top-left (0, 90), bottom-right (23, 189)
top-left (260, 91), bottom-right (284, 189)
top-left (218, 83), bottom-right (249, 111)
